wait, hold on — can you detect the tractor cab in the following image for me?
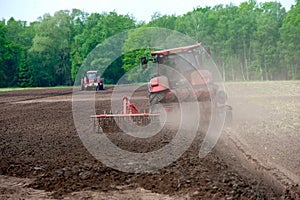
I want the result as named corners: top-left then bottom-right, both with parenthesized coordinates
top-left (86, 71), bottom-right (98, 83)
top-left (141, 43), bottom-right (213, 103)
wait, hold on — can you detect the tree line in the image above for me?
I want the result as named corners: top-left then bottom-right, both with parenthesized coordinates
top-left (0, 0), bottom-right (299, 87)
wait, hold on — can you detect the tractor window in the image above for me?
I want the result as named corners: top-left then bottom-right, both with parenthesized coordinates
top-left (87, 73), bottom-right (97, 80)
top-left (164, 53), bottom-right (196, 72)
top-left (159, 49), bottom-right (206, 88)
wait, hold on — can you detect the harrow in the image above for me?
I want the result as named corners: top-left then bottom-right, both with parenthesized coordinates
top-left (91, 96), bottom-right (160, 133)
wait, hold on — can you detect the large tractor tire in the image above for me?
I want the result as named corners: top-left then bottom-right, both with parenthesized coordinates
top-left (149, 90), bottom-right (168, 106)
top-left (98, 83), bottom-right (104, 90)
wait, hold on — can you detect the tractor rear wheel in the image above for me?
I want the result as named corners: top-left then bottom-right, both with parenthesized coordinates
top-left (149, 90), bottom-right (168, 106)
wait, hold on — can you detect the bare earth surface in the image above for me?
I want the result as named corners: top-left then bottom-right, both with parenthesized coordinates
top-left (224, 81), bottom-right (300, 196)
top-left (0, 81), bottom-right (299, 199)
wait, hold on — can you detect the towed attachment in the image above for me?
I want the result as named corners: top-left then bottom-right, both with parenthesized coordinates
top-left (91, 96), bottom-right (160, 133)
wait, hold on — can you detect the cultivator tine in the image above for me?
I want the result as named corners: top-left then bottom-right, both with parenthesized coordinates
top-left (90, 96), bottom-right (160, 133)
top-left (91, 114), bottom-right (160, 133)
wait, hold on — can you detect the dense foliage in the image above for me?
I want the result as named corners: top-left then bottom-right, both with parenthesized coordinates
top-left (0, 0), bottom-right (299, 87)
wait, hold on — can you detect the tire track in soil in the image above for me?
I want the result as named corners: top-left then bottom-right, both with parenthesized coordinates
top-left (217, 131), bottom-right (300, 199)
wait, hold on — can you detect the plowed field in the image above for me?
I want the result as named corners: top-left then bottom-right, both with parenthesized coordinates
top-left (0, 82), bottom-right (299, 199)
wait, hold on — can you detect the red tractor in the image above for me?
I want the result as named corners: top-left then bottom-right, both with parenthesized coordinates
top-left (81, 70), bottom-right (104, 91)
top-left (91, 43), bottom-right (231, 133)
top-left (141, 43), bottom-right (232, 122)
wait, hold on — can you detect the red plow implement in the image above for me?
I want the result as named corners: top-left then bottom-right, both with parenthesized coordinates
top-left (91, 96), bottom-right (160, 133)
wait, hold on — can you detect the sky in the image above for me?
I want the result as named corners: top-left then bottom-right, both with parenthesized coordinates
top-left (0, 0), bottom-right (296, 23)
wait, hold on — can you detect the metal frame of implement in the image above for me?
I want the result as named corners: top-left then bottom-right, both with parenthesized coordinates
top-left (91, 96), bottom-right (160, 133)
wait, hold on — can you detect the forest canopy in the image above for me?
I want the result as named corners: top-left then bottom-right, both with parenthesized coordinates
top-left (0, 0), bottom-right (299, 87)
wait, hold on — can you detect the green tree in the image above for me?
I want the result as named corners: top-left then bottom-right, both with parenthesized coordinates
top-left (6, 18), bottom-right (36, 87)
top-left (175, 7), bottom-right (213, 43)
top-left (1, 3), bottom-right (300, 87)
top-left (0, 20), bottom-right (23, 87)
top-left (0, 21), bottom-right (10, 87)
top-left (279, 0), bottom-right (300, 79)
top-left (18, 55), bottom-right (33, 87)
top-left (30, 11), bottom-right (72, 86)
top-left (252, 2), bottom-right (285, 80)
top-left (71, 11), bottom-right (135, 83)
top-left (148, 13), bottom-right (177, 30)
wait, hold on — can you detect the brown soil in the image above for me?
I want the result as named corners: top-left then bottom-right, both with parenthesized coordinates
top-left (0, 82), bottom-right (299, 199)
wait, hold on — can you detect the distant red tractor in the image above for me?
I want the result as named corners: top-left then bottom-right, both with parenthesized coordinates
top-left (81, 70), bottom-right (104, 91)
